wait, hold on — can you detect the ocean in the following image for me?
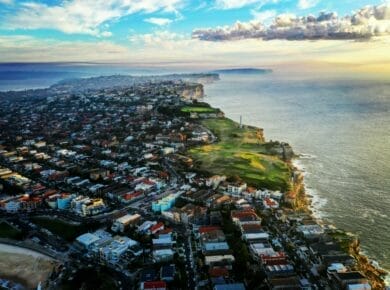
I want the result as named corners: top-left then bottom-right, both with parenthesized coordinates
top-left (0, 64), bottom-right (389, 283)
top-left (203, 72), bottom-right (390, 283)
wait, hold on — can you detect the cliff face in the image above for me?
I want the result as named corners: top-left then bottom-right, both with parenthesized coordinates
top-left (180, 84), bottom-right (204, 101)
top-left (268, 143), bottom-right (295, 161)
top-left (349, 240), bottom-right (387, 290)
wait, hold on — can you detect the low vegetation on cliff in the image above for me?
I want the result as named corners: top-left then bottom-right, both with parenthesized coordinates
top-left (181, 106), bottom-right (219, 113)
top-left (188, 117), bottom-right (291, 191)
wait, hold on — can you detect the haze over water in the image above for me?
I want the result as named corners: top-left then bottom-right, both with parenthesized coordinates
top-left (204, 73), bottom-right (390, 276)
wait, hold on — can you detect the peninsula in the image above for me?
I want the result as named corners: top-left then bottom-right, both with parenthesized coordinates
top-left (212, 68), bottom-right (273, 74)
top-left (0, 74), bottom-right (386, 290)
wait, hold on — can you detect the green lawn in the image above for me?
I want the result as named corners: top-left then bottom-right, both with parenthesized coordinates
top-left (181, 106), bottom-right (218, 113)
top-left (0, 221), bottom-right (23, 240)
top-left (31, 217), bottom-right (87, 241)
top-left (188, 118), bottom-right (291, 191)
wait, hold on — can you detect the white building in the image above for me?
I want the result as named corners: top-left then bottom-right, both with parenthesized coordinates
top-left (111, 214), bottom-right (141, 233)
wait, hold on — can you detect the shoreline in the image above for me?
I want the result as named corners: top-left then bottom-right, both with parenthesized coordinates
top-left (291, 157), bottom-right (390, 288)
top-left (195, 93), bottom-right (388, 287)
top-left (290, 159), bottom-right (388, 289)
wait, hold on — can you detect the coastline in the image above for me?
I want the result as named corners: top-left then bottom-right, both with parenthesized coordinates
top-left (192, 98), bottom-right (388, 288)
top-left (289, 159), bottom-right (388, 289)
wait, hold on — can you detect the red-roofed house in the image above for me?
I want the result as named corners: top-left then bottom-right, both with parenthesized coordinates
top-left (141, 281), bottom-right (167, 290)
top-left (209, 267), bottom-right (229, 278)
top-left (150, 222), bottom-right (165, 235)
top-left (198, 226), bottom-right (221, 234)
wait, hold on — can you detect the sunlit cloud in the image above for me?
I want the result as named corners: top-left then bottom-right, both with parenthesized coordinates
top-left (215, 0), bottom-right (263, 10)
top-left (297, 0), bottom-right (320, 10)
top-left (2, 0), bottom-right (184, 36)
top-left (144, 17), bottom-right (173, 26)
top-left (193, 3), bottom-right (390, 41)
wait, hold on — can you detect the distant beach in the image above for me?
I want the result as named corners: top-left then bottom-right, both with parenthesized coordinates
top-left (0, 243), bottom-right (57, 289)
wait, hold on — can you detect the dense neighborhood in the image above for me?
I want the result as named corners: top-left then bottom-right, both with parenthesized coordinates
top-left (0, 75), bottom-right (385, 290)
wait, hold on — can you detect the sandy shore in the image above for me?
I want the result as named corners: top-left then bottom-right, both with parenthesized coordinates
top-left (0, 243), bottom-right (57, 289)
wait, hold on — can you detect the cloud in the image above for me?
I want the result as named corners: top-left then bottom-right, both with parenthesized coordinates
top-left (0, 35), bottom-right (130, 62)
top-left (297, 0), bottom-right (319, 10)
top-left (2, 33), bottom-right (390, 77)
top-left (2, 0), bottom-right (183, 36)
top-left (215, 0), bottom-right (261, 9)
top-left (100, 31), bottom-right (113, 37)
top-left (192, 21), bottom-right (265, 41)
top-left (214, 0), bottom-right (280, 10)
top-left (251, 9), bottom-right (277, 23)
top-left (0, 0), bottom-right (13, 4)
top-left (144, 17), bottom-right (173, 26)
top-left (193, 3), bottom-right (390, 41)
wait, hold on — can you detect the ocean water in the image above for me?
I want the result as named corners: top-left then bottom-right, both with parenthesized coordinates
top-left (204, 73), bottom-right (390, 279)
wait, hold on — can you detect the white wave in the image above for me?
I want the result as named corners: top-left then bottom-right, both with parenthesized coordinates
top-left (306, 186), bottom-right (328, 219)
top-left (292, 157), bottom-right (328, 219)
top-left (299, 153), bottom-right (317, 159)
top-left (385, 273), bottom-right (390, 287)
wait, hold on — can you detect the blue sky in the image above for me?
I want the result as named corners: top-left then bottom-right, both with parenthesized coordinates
top-left (0, 0), bottom-right (389, 74)
top-left (0, 0), bottom-right (383, 40)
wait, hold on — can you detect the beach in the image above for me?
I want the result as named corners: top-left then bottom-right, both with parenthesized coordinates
top-left (0, 243), bottom-right (57, 289)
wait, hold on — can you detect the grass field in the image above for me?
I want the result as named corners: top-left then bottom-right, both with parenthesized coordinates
top-left (188, 118), bottom-right (290, 191)
top-left (0, 222), bottom-right (23, 240)
top-left (31, 217), bottom-right (85, 241)
top-left (181, 106), bottom-right (218, 113)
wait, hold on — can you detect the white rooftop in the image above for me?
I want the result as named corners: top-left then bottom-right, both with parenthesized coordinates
top-left (76, 233), bottom-right (100, 247)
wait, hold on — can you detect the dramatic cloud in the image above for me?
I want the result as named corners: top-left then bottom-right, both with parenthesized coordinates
top-left (193, 3), bottom-right (390, 41)
top-left (3, 0), bottom-right (183, 36)
top-left (192, 21), bottom-right (266, 41)
top-left (144, 17), bottom-right (173, 26)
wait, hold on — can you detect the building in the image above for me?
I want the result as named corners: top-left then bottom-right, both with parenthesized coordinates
top-left (153, 234), bottom-right (175, 262)
top-left (81, 198), bottom-right (106, 216)
top-left (152, 193), bottom-right (180, 213)
top-left (205, 255), bottom-right (235, 268)
top-left (231, 209), bottom-right (261, 226)
top-left (153, 249), bottom-right (175, 263)
top-left (160, 264), bottom-right (175, 282)
top-left (329, 272), bottom-right (371, 290)
top-left (226, 182), bottom-right (247, 196)
top-left (111, 214), bottom-right (141, 233)
top-left (203, 242), bottom-right (230, 254)
top-left (71, 196), bottom-right (106, 216)
top-left (150, 222), bottom-right (164, 235)
top-left (57, 194), bottom-right (74, 209)
top-left (141, 281), bottom-right (167, 290)
top-left (76, 231), bottom-right (137, 264)
top-left (138, 221), bottom-right (157, 233)
top-left (3, 200), bottom-right (21, 213)
top-left (99, 236), bottom-right (137, 264)
top-left (76, 233), bottom-right (101, 250)
top-left (213, 284), bottom-right (245, 290)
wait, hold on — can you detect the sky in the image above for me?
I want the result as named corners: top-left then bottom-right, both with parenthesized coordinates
top-left (0, 0), bottom-right (390, 75)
